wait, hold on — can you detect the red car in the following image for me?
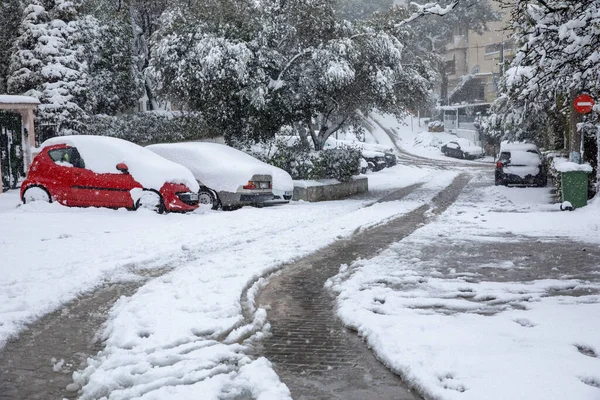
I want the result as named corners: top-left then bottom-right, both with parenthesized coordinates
top-left (21, 136), bottom-right (200, 212)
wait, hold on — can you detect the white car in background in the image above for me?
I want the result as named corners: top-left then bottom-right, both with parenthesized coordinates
top-left (147, 142), bottom-right (293, 210)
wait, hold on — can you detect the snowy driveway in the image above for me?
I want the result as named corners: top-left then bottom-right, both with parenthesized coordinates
top-left (329, 174), bottom-right (600, 400)
top-left (0, 164), bottom-right (445, 399)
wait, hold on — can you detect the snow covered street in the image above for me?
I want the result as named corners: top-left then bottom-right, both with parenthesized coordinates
top-left (1, 122), bottom-right (600, 399)
top-left (328, 174), bottom-right (600, 400)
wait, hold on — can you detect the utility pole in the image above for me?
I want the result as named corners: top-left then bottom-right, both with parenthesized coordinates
top-left (569, 88), bottom-right (582, 163)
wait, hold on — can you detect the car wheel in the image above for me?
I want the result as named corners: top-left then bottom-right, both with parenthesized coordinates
top-left (22, 186), bottom-right (51, 204)
top-left (222, 205), bottom-right (242, 211)
top-left (198, 189), bottom-right (220, 210)
top-left (135, 190), bottom-right (164, 213)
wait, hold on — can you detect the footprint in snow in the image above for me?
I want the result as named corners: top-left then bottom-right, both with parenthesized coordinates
top-left (514, 318), bottom-right (536, 328)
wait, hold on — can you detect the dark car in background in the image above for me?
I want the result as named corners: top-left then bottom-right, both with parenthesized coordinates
top-left (441, 138), bottom-right (484, 160)
top-left (495, 143), bottom-right (547, 187)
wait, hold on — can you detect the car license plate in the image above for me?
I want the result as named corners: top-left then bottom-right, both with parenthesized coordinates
top-left (259, 182), bottom-right (270, 189)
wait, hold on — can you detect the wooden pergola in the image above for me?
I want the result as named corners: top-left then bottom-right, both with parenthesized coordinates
top-left (0, 95), bottom-right (39, 194)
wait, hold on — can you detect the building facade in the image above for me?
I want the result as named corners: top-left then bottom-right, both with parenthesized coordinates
top-left (445, 1), bottom-right (513, 105)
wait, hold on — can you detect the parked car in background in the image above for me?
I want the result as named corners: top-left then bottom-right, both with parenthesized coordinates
top-left (495, 142), bottom-right (547, 187)
top-left (324, 137), bottom-right (397, 171)
top-left (21, 136), bottom-right (200, 212)
top-left (147, 142), bottom-right (281, 210)
top-left (361, 150), bottom-right (388, 172)
top-left (441, 138), bottom-right (484, 160)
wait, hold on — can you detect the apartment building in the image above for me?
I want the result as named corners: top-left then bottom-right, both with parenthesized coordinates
top-left (445, 1), bottom-right (513, 105)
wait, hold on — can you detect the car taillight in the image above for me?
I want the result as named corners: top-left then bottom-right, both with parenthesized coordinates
top-left (243, 181), bottom-right (257, 190)
top-left (496, 162), bottom-right (503, 168)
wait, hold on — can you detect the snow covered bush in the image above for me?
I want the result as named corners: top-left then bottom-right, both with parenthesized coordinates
top-left (313, 146), bottom-right (362, 182)
top-left (81, 112), bottom-right (211, 145)
top-left (246, 137), bottom-right (360, 181)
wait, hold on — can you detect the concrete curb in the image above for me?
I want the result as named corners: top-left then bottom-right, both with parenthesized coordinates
top-left (293, 176), bottom-right (368, 202)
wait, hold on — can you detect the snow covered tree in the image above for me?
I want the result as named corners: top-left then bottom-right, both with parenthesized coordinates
top-left (490, 0), bottom-right (600, 159)
top-left (7, 1), bottom-right (49, 96)
top-left (148, 0), bottom-right (270, 140)
top-left (0, 0), bottom-right (23, 94)
top-left (8, 0), bottom-right (88, 134)
top-left (80, 1), bottom-right (144, 115)
top-left (149, 0), bottom-right (454, 149)
top-left (334, 0), bottom-right (394, 21)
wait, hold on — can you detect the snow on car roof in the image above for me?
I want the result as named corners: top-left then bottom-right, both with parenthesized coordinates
top-left (501, 142), bottom-right (538, 152)
top-left (41, 136), bottom-right (199, 192)
top-left (147, 142), bottom-right (287, 193)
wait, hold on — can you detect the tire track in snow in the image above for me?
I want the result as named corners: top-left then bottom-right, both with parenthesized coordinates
top-left (252, 173), bottom-right (472, 400)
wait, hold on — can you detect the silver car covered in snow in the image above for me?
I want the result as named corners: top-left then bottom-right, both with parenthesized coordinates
top-left (147, 142), bottom-right (276, 210)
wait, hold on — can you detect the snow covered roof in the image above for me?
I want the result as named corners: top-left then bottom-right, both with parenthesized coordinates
top-left (0, 95), bottom-right (40, 106)
top-left (41, 136), bottom-right (199, 192)
top-left (147, 142), bottom-right (288, 193)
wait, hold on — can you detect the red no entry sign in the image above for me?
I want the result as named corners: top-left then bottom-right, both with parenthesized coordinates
top-left (574, 93), bottom-right (594, 114)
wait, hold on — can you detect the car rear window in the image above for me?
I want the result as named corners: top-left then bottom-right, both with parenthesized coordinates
top-left (504, 150), bottom-right (540, 166)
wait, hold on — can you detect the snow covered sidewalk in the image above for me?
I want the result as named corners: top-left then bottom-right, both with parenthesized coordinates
top-left (328, 173), bottom-right (600, 400)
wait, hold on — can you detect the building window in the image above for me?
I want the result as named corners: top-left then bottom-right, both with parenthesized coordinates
top-left (445, 59), bottom-right (456, 75)
top-left (485, 41), bottom-right (514, 56)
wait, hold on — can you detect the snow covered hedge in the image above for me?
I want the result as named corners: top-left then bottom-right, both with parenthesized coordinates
top-left (80, 112), bottom-right (212, 145)
top-left (313, 146), bottom-right (362, 182)
top-left (248, 139), bottom-right (361, 182)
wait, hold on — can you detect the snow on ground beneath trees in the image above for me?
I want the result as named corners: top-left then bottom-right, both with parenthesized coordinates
top-left (370, 112), bottom-right (495, 164)
top-left (0, 163), bottom-right (453, 399)
top-left (328, 172), bottom-right (600, 400)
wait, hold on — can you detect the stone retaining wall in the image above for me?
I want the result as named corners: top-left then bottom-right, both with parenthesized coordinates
top-left (293, 176), bottom-right (368, 202)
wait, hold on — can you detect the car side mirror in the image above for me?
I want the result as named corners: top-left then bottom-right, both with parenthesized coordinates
top-left (116, 163), bottom-right (129, 174)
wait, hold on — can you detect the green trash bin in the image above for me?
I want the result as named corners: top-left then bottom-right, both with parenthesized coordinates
top-left (560, 170), bottom-right (591, 209)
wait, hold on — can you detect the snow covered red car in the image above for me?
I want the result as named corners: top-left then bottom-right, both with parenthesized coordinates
top-left (20, 136), bottom-right (200, 212)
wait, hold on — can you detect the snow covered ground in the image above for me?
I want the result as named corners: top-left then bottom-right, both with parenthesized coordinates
top-left (0, 160), bottom-right (448, 398)
top-left (1, 114), bottom-right (599, 399)
top-left (328, 172), bottom-right (600, 400)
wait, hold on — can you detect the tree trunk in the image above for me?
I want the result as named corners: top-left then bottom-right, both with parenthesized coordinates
top-left (440, 61), bottom-right (448, 106)
top-left (307, 119), bottom-right (320, 150)
top-left (294, 122), bottom-right (310, 148)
